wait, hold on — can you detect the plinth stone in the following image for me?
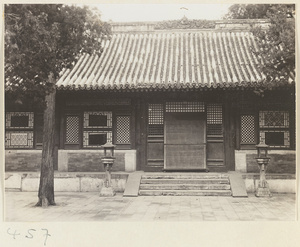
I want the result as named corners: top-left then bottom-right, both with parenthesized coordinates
top-left (256, 187), bottom-right (272, 197)
top-left (100, 186), bottom-right (115, 197)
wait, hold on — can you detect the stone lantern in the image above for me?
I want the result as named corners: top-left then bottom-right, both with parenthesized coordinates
top-left (255, 142), bottom-right (272, 197)
top-left (100, 142), bottom-right (116, 197)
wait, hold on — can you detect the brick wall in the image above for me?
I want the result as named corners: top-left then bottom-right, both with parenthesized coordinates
top-left (5, 150), bottom-right (42, 172)
top-left (6, 149), bottom-right (132, 172)
top-left (67, 152), bottom-right (125, 172)
top-left (5, 172), bottom-right (128, 192)
top-left (246, 152), bottom-right (295, 174)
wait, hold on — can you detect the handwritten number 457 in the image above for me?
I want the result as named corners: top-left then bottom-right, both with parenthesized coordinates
top-left (7, 228), bottom-right (51, 246)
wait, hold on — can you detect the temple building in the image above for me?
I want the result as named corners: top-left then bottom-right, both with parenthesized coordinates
top-left (5, 19), bottom-right (295, 185)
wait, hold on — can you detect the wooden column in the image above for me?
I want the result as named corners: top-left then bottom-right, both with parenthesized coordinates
top-left (58, 94), bottom-right (65, 150)
top-left (54, 94), bottom-right (60, 170)
top-left (224, 94), bottom-right (236, 171)
top-left (135, 97), bottom-right (147, 171)
top-left (289, 91), bottom-right (296, 150)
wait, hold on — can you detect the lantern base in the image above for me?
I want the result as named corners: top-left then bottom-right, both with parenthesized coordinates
top-left (101, 158), bottom-right (115, 165)
top-left (100, 187), bottom-right (115, 197)
top-left (255, 158), bottom-right (270, 165)
top-left (255, 187), bottom-right (272, 197)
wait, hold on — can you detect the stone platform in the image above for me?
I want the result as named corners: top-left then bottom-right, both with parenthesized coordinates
top-left (5, 172), bottom-right (128, 192)
top-left (4, 172), bottom-right (296, 194)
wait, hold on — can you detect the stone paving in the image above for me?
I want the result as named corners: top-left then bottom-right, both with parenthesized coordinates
top-left (5, 192), bottom-right (296, 221)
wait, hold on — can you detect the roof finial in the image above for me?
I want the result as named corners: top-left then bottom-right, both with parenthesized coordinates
top-left (180, 6), bottom-right (189, 17)
top-left (180, 7), bottom-right (189, 24)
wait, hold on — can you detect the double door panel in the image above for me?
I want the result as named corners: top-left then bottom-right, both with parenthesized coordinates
top-left (164, 112), bottom-right (206, 170)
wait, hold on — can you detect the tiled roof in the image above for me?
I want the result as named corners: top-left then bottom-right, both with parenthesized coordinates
top-left (56, 29), bottom-right (294, 91)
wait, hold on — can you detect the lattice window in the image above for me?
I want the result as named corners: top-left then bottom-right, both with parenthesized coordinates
top-left (259, 110), bottom-right (290, 148)
top-left (241, 115), bottom-right (256, 144)
top-left (83, 111), bottom-right (112, 128)
top-left (259, 111), bottom-right (289, 128)
top-left (83, 111), bottom-right (113, 147)
top-left (148, 104), bottom-right (164, 124)
top-left (148, 104), bottom-right (164, 136)
top-left (207, 104), bottom-right (223, 135)
top-left (166, 102), bottom-right (205, 112)
top-left (116, 116), bottom-right (131, 144)
top-left (5, 131), bottom-right (34, 148)
top-left (5, 112), bottom-right (34, 148)
top-left (83, 131), bottom-right (112, 148)
top-left (260, 130), bottom-right (290, 148)
top-left (6, 112), bottom-right (34, 129)
top-left (66, 116), bottom-right (79, 144)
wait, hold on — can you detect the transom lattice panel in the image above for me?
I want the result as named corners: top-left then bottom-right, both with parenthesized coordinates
top-left (259, 111), bottom-right (289, 128)
top-left (241, 115), bottom-right (255, 144)
top-left (116, 116), bottom-right (131, 144)
top-left (6, 112), bottom-right (34, 129)
top-left (207, 104), bottom-right (222, 124)
top-left (5, 131), bottom-right (33, 148)
top-left (207, 104), bottom-right (223, 135)
top-left (166, 102), bottom-right (205, 112)
top-left (148, 104), bottom-right (164, 124)
top-left (83, 111), bottom-right (112, 128)
top-left (148, 104), bottom-right (164, 136)
top-left (66, 116), bottom-right (79, 143)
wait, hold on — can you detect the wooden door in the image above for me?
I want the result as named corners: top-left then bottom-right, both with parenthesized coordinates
top-left (164, 112), bottom-right (206, 170)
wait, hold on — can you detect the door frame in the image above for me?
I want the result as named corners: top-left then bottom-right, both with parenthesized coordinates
top-left (143, 100), bottom-right (233, 172)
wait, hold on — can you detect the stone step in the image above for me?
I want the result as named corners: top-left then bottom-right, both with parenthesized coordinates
top-left (139, 190), bottom-right (232, 196)
top-left (139, 184), bottom-right (231, 190)
top-left (141, 174), bottom-right (229, 179)
top-left (140, 178), bottom-right (230, 184)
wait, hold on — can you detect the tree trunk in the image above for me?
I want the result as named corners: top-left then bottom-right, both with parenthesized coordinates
top-left (36, 82), bottom-right (56, 207)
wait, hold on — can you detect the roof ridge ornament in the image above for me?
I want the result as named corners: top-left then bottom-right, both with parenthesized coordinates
top-left (180, 6), bottom-right (189, 24)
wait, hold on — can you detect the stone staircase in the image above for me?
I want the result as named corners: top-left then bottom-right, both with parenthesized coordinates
top-left (138, 173), bottom-right (232, 196)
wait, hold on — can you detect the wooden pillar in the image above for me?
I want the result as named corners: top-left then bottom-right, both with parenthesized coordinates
top-left (234, 95), bottom-right (241, 150)
top-left (224, 94), bottom-right (236, 171)
top-left (135, 97), bottom-right (147, 171)
top-left (54, 96), bottom-right (60, 171)
top-left (57, 94), bottom-right (65, 150)
top-left (289, 90), bottom-right (296, 150)
top-left (131, 99), bottom-right (136, 150)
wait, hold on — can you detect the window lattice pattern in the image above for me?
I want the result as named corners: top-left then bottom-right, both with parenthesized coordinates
top-left (83, 131), bottom-right (112, 147)
top-left (148, 104), bottom-right (164, 124)
top-left (83, 111), bottom-right (112, 147)
top-left (6, 112), bottom-right (34, 129)
top-left (260, 130), bottom-right (290, 148)
top-left (116, 116), bottom-right (131, 144)
top-left (66, 116), bottom-right (79, 143)
top-left (166, 102), bottom-right (205, 112)
top-left (83, 111), bottom-right (112, 128)
top-left (207, 104), bottom-right (222, 124)
top-left (241, 115), bottom-right (255, 144)
top-left (5, 131), bottom-right (33, 148)
top-left (148, 125), bottom-right (164, 136)
top-left (148, 104), bottom-right (164, 136)
top-left (259, 111), bottom-right (289, 128)
top-left (207, 104), bottom-right (223, 135)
